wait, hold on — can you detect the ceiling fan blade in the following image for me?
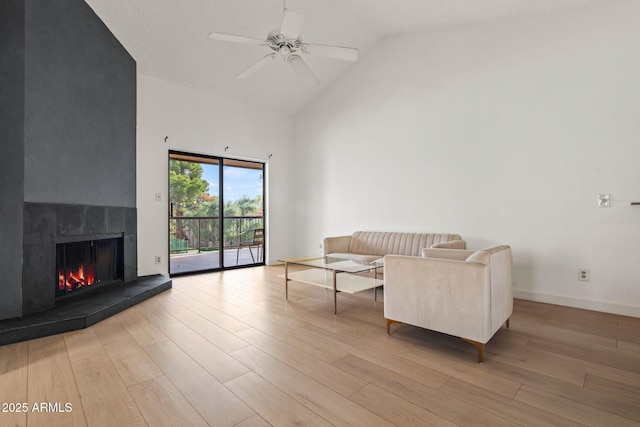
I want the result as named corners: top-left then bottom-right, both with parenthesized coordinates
top-left (301, 43), bottom-right (358, 62)
top-left (208, 32), bottom-right (266, 46)
top-left (288, 55), bottom-right (319, 88)
top-left (280, 9), bottom-right (305, 39)
top-left (236, 54), bottom-right (275, 79)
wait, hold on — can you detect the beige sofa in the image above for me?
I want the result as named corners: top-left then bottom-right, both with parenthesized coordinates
top-left (384, 245), bottom-right (513, 362)
top-left (323, 231), bottom-right (466, 263)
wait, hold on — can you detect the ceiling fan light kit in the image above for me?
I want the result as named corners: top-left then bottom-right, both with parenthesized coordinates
top-left (209, 8), bottom-right (358, 87)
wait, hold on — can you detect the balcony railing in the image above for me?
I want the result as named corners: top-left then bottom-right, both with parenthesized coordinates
top-left (169, 216), bottom-right (263, 254)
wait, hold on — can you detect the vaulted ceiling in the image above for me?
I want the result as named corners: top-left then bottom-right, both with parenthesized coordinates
top-left (85, 0), bottom-right (622, 115)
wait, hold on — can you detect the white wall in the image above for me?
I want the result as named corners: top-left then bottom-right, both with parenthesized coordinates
top-left (294, 1), bottom-right (640, 317)
top-left (137, 74), bottom-right (295, 275)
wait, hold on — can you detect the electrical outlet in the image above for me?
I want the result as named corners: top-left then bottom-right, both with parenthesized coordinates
top-left (578, 268), bottom-right (589, 282)
top-left (155, 256), bottom-right (161, 264)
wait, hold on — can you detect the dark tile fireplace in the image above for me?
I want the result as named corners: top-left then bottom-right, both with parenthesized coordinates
top-left (0, 0), bottom-right (171, 345)
top-left (0, 203), bottom-right (171, 346)
top-left (22, 203), bottom-right (138, 315)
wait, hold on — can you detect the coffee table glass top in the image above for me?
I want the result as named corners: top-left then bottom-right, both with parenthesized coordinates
top-left (279, 256), bottom-right (383, 273)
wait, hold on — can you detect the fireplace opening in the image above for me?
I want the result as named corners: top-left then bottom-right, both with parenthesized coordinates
top-left (56, 237), bottom-right (124, 300)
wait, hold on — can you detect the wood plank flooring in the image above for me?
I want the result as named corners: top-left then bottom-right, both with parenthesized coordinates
top-left (1, 265), bottom-right (639, 426)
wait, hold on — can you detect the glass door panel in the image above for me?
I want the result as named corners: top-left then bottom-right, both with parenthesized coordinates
top-left (169, 153), bottom-right (221, 275)
top-left (223, 159), bottom-right (265, 267)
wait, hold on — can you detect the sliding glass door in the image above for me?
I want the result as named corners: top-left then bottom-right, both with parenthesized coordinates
top-left (168, 151), bottom-right (265, 276)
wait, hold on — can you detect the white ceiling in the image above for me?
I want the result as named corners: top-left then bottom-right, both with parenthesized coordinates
top-left (85, 0), bottom-right (622, 115)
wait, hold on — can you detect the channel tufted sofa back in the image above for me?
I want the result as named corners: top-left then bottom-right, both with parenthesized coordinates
top-left (323, 231), bottom-right (465, 264)
top-left (349, 231), bottom-right (463, 257)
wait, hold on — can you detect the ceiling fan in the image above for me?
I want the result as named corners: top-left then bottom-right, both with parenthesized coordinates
top-left (208, 7), bottom-right (358, 88)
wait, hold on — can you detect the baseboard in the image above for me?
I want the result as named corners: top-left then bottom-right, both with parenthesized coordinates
top-left (514, 289), bottom-right (640, 318)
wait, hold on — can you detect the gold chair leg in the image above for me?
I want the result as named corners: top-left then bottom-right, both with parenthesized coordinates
top-left (461, 338), bottom-right (485, 362)
top-left (386, 318), bottom-right (401, 335)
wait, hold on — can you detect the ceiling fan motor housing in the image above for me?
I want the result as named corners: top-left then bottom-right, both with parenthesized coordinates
top-left (268, 32), bottom-right (301, 58)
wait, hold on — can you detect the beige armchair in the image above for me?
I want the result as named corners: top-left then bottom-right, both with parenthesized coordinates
top-left (384, 245), bottom-right (513, 362)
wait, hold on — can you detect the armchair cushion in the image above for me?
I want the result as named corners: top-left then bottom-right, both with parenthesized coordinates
top-left (430, 239), bottom-right (467, 250)
top-left (421, 248), bottom-right (474, 261)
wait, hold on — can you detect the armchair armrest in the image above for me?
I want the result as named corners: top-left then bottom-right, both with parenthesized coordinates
top-left (323, 235), bottom-right (352, 256)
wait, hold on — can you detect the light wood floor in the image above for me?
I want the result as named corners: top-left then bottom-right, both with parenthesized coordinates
top-left (1, 265), bottom-right (639, 426)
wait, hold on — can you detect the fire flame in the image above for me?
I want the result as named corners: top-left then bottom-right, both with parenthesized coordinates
top-left (58, 263), bottom-right (95, 292)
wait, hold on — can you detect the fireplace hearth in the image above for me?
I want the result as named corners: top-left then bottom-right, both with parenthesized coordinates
top-left (0, 275), bottom-right (171, 346)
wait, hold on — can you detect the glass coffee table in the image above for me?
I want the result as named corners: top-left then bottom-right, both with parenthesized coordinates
top-left (279, 256), bottom-right (384, 314)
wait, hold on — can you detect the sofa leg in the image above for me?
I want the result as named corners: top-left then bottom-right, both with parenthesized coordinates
top-left (386, 318), bottom-right (401, 335)
top-left (506, 318), bottom-right (510, 329)
top-left (461, 338), bottom-right (485, 362)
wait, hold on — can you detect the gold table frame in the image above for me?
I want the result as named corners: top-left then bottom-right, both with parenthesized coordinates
top-left (279, 256), bottom-right (383, 314)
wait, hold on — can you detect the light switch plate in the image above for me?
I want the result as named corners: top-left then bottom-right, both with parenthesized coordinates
top-left (598, 194), bottom-right (610, 208)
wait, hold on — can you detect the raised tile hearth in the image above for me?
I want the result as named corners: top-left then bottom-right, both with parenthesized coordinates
top-left (0, 275), bottom-right (171, 346)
